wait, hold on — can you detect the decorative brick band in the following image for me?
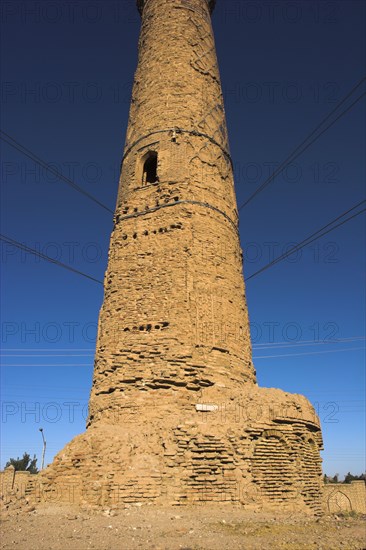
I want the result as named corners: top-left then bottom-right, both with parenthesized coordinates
top-left (116, 198), bottom-right (239, 233)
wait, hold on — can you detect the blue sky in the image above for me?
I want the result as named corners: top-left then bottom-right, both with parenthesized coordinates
top-left (1, 0), bottom-right (365, 478)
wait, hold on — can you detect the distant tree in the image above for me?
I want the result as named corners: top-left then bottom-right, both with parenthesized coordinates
top-left (344, 472), bottom-right (354, 484)
top-left (324, 473), bottom-right (339, 483)
top-left (344, 472), bottom-right (366, 483)
top-left (5, 452), bottom-right (38, 474)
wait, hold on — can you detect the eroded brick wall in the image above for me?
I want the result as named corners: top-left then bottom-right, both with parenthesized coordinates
top-left (323, 481), bottom-right (366, 514)
top-left (0, 468), bottom-right (38, 510)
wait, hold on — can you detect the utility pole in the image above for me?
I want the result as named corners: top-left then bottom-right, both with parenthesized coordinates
top-left (39, 427), bottom-right (46, 470)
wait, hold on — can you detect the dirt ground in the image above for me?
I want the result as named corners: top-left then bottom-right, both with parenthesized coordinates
top-left (1, 504), bottom-right (365, 550)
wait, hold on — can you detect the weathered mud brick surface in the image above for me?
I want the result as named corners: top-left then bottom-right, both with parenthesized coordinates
top-left (34, 0), bottom-right (324, 514)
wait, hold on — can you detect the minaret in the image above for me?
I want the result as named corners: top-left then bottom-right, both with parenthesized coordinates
top-left (37, 0), bottom-right (323, 513)
top-left (88, 0), bottom-right (255, 426)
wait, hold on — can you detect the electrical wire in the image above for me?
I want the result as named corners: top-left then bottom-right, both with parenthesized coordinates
top-left (246, 201), bottom-right (366, 281)
top-left (0, 130), bottom-right (114, 214)
top-left (253, 336), bottom-right (366, 347)
top-left (0, 233), bottom-right (103, 285)
top-left (253, 346), bottom-right (365, 359)
top-left (238, 77), bottom-right (366, 210)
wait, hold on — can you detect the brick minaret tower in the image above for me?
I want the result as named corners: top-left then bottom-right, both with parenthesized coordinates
top-left (88, 0), bottom-right (254, 423)
top-left (38, 0), bottom-right (323, 513)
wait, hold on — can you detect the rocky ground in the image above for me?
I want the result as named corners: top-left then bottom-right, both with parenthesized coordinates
top-left (1, 504), bottom-right (365, 550)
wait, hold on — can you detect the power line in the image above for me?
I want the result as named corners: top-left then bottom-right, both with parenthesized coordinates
top-left (4, 347), bottom-right (365, 366)
top-left (238, 77), bottom-right (366, 210)
top-left (254, 336), bottom-right (366, 347)
top-left (252, 336), bottom-right (366, 350)
top-left (1, 364), bottom-right (93, 367)
top-left (2, 197), bottom-right (364, 287)
top-left (253, 346), bottom-right (365, 359)
top-left (2, 338), bottom-right (364, 352)
top-left (1, 354), bottom-right (94, 357)
top-left (0, 234), bottom-right (103, 285)
top-left (0, 130), bottom-right (114, 214)
top-left (4, 339), bottom-right (364, 355)
top-left (246, 201), bottom-right (366, 281)
top-left (2, 202), bottom-right (364, 288)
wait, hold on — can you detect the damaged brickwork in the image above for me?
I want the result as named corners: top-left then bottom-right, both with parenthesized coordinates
top-left (31, 0), bottom-right (324, 514)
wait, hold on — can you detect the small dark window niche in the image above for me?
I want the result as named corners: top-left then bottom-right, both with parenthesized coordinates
top-left (142, 151), bottom-right (158, 185)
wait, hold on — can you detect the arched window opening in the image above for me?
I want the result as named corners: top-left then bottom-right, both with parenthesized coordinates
top-left (142, 152), bottom-right (158, 185)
